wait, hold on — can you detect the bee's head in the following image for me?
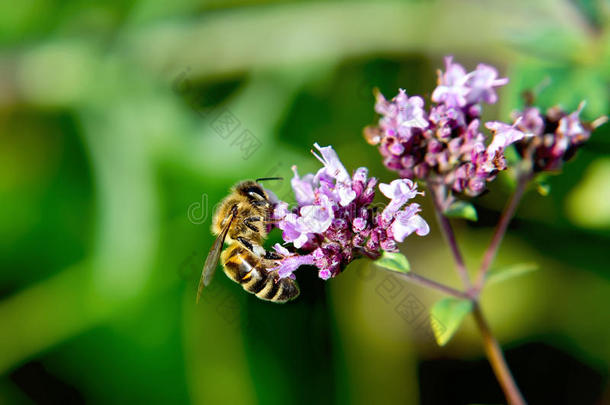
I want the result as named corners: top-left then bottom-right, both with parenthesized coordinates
top-left (235, 180), bottom-right (268, 201)
top-left (235, 177), bottom-right (283, 202)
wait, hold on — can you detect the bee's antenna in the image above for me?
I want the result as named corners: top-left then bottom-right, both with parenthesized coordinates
top-left (255, 177), bottom-right (283, 183)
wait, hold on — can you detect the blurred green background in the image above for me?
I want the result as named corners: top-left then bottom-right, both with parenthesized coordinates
top-left (1, 0), bottom-right (609, 403)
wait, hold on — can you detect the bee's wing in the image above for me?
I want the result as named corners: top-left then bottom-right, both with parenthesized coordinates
top-left (196, 206), bottom-right (237, 303)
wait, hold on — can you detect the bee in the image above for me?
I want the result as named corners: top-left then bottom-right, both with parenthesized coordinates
top-left (196, 178), bottom-right (300, 304)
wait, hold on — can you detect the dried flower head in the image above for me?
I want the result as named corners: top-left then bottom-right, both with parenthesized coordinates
top-left (510, 102), bottom-right (607, 172)
top-left (271, 143), bottom-right (429, 280)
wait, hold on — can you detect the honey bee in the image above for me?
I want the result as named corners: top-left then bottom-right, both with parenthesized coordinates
top-left (196, 178), bottom-right (300, 304)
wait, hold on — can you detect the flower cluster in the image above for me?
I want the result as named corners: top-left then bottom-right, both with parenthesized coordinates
top-left (364, 56), bottom-right (531, 198)
top-left (271, 143), bottom-right (429, 280)
top-left (509, 102), bottom-right (607, 172)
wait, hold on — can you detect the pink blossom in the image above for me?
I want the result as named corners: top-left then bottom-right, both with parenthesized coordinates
top-left (379, 179), bottom-right (423, 224)
top-left (375, 89), bottom-right (428, 142)
top-left (466, 64), bottom-right (509, 105)
top-left (391, 204), bottom-right (430, 242)
top-left (290, 166), bottom-right (315, 206)
top-left (273, 144), bottom-right (429, 280)
top-left (312, 142), bottom-right (351, 184)
top-left (431, 56), bottom-right (471, 108)
top-left (485, 118), bottom-right (531, 165)
top-left (270, 244), bottom-right (314, 279)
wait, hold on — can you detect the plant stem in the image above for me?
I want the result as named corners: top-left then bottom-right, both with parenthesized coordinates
top-left (428, 184), bottom-right (472, 289)
top-left (474, 172), bottom-right (530, 290)
top-left (396, 272), bottom-right (470, 299)
top-left (472, 303), bottom-right (526, 405)
top-left (426, 181), bottom-right (526, 404)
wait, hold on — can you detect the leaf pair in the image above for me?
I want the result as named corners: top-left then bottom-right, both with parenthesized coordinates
top-left (374, 251), bottom-right (472, 346)
top-left (374, 251), bottom-right (538, 346)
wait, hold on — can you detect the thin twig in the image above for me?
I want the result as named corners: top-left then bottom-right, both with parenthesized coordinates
top-left (395, 271), bottom-right (470, 299)
top-left (474, 172), bottom-right (531, 290)
top-left (472, 303), bottom-right (526, 405)
top-left (428, 183), bottom-right (472, 289)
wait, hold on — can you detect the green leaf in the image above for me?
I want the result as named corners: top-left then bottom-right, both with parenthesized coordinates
top-left (430, 298), bottom-right (473, 346)
top-left (444, 201), bottom-right (478, 221)
top-left (486, 262), bottom-right (539, 286)
top-left (536, 181), bottom-right (550, 196)
top-left (534, 174), bottom-right (551, 196)
top-left (374, 251), bottom-right (410, 274)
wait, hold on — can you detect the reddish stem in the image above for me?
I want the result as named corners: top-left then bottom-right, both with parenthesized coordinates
top-left (427, 181), bottom-right (527, 404)
top-left (475, 172), bottom-right (531, 290)
top-left (428, 183), bottom-right (472, 289)
top-left (396, 271), bottom-right (469, 299)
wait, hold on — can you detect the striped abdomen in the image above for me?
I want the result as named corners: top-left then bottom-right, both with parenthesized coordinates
top-left (220, 243), bottom-right (299, 303)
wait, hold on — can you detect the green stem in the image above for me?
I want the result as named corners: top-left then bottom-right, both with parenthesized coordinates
top-left (427, 182), bottom-right (527, 404)
top-left (472, 303), bottom-right (526, 405)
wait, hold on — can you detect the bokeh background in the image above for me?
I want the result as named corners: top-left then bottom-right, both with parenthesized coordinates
top-left (1, 0), bottom-right (609, 404)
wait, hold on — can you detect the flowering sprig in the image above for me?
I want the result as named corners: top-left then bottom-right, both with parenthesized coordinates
top-left (359, 56), bottom-right (608, 405)
top-left (270, 143), bottom-right (429, 280)
top-left (508, 102), bottom-right (608, 173)
top-left (364, 56), bottom-right (530, 203)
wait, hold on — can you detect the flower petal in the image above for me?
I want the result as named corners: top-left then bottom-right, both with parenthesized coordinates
top-left (298, 198), bottom-right (334, 234)
top-left (291, 165), bottom-right (316, 206)
top-left (270, 252), bottom-right (315, 279)
top-left (337, 183), bottom-right (356, 206)
top-left (391, 208), bottom-right (430, 242)
top-left (272, 243), bottom-right (290, 257)
top-left (312, 143), bottom-right (351, 184)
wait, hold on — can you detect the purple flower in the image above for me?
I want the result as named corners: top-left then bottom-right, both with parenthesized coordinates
top-left (391, 204), bottom-right (430, 242)
top-left (290, 165), bottom-right (315, 205)
top-left (272, 144), bottom-right (429, 280)
top-left (513, 107), bottom-right (545, 136)
top-left (318, 269), bottom-right (332, 280)
top-left (432, 56), bottom-right (471, 108)
top-left (394, 90), bottom-right (429, 129)
top-left (366, 55), bottom-right (605, 206)
top-left (466, 64), bottom-right (508, 105)
top-left (375, 89), bottom-right (428, 142)
top-left (366, 56), bottom-right (514, 201)
top-left (276, 212), bottom-right (309, 248)
top-left (270, 244), bottom-right (314, 279)
top-left (311, 143), bottom-right (356, 206)
top-left (312, 142), bottom-right (351, 184)
top-left (483, 119), bottom-right (531, 171)
top-left (336, 183), bottom-right (357, 207)
top-left (432, 57), bottom-right (508, 108)
top-left (379, 179), bottom-right (422, 225)
top-left (274, 201), bottom-right (290, 219)
top-left (509, 101), bottom-right (606, 172)
top-left (557, 101), bottom-right (586, 140)
top-left (298, 195), bottom-right (335, 234)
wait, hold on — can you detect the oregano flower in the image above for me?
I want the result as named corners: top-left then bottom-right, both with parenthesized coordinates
top-left (270, 143), bottom-right (429, 280)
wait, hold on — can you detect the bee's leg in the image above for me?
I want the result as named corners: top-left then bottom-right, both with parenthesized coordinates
top-left (264, 250), bottom-right (283, 260)
top-left (237, 237), bottom-right (266, 258)
top-left (244, 216), bottom-right (263, 233)
top-left (251, 200), bottom-right (269, 207)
